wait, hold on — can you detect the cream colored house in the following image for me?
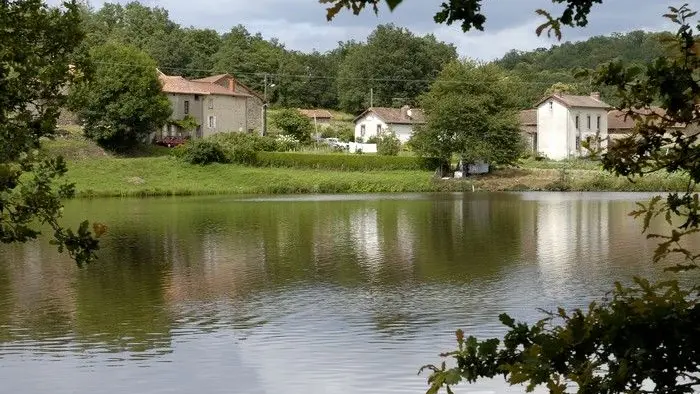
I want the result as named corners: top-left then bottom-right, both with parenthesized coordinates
top-left (353, 105), bottom-right (425, 143)
top-left (158, 71), bottom-right (263, 138)
top-left (536, 92), bottom-right (611, 160)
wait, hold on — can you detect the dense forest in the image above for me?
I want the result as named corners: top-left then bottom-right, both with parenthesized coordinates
top-left (77, 1), bottom-right (673, 112)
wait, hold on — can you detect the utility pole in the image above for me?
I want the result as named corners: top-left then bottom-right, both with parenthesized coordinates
top-left (370, 88), bottom-right (373, 108)
top-left (262, 73), bottom-right (268, 136)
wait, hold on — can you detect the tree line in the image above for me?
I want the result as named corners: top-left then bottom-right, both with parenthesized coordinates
top-left (76, 1), bottom-right (672, 113)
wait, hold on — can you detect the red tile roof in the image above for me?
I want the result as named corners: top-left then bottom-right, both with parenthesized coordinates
top-left (298, 109), bottom-right (333, 119)
top-left (159, 72), bottom-right (251, 97)
top-left (608, 107), bottom-right (686, 133)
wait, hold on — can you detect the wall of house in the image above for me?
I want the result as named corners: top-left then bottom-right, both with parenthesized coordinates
top-left (245, 97), bottom-right (263, 133)
top-left (567, 108), bottom-right (609, 157)
top-left (391, 124), bottom-right (415, 143)
top-left (165, 93), bottom-right (204, 137)
top-left (537, 100), bottom-right (608, 160)
top-left (537, 100), bottom-right (570, 160)
top-left (202, 95), bottom-right (248, 137)
top-left (354, 113), bottom-right (388, 142)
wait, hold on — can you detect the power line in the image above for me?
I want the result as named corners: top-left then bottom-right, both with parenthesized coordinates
top-left (92, 61), bottom-right (591, 87)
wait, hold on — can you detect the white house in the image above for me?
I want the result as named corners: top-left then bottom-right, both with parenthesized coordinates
top-left (536, 92), bottom-right (611, 160)
top-left (353, 106), bottom-right (426, 143)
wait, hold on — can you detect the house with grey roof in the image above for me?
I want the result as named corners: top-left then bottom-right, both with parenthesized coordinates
top-left (158, 71), bottom-right (263, 139)
top-left (353, 105), bottom-right (426, 143)
top-left (535, 92), bottom-right (611, 159)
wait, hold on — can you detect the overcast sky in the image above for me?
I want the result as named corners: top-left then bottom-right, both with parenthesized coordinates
top-left (68, 0), bottom-right (700, 59)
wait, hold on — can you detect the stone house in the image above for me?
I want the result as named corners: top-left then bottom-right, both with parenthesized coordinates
top-left (353, 105), bottom-right (426, 143)
top-left (158, 71), bottom-right (263, 138)
top-left (607, 107), bottom-right (700, 144)
top-left (535, 92), bottom-right (611, 160)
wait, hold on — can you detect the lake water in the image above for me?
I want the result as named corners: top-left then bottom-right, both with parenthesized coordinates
top-left (0, 192), bottom-right (692, 393)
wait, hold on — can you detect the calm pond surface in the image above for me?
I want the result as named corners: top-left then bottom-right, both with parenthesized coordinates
top-left (0, 192), bottom-right (694, 394)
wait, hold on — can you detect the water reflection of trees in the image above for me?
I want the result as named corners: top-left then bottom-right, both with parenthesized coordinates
top-left (2, 193), bottom-right (670, 357)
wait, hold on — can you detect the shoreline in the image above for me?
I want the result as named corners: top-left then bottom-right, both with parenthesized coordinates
top-left (64, 157), bottom-right (693, 199)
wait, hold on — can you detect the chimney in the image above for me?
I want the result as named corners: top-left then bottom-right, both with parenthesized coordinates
top-left (401, 104), bottom-right (410, 118)
top-left (591, 92), bottom-right (601, 101)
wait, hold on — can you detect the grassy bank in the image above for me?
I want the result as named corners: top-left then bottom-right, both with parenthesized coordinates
top-left (63, 156), bottom-right (694, 198)
top-left (46, 129), bottom-right (694, 197)
top-left (65, 157), bottom-right (469, 197)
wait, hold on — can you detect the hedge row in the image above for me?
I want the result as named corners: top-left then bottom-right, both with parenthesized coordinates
top-left (256, 152), bottom-right (442, 171)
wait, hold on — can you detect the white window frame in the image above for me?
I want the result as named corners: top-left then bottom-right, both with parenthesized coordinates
top-left (208, 115), bottom-right (216, 129)
top-left (208, 98), bottom-right (214, 109)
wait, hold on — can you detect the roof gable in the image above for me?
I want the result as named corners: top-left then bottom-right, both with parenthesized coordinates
top-left (537, 93), bottom-right (611, 109)
top-left (519, 109), bottom-right (537, 126)
top-left (354, 107), bottom-right (426, 125)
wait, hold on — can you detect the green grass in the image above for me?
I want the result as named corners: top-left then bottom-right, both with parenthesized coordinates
top-left (255, 151), bottom-right (441, 171)
top-left (64, 156), bottom-right (468, 197)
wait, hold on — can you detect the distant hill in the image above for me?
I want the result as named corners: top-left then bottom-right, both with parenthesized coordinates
top-left (495, 30), bottom-right (674, 108)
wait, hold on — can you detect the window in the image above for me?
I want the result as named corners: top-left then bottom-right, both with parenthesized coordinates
top-left (196, 126), bottom-right (203, 138)
top-left (194, 95), bottom-right (200, 101)
top-left (184, 100), bottom-right (190, 114)
top-left (575, 115), bottom-right (580, 130)
top-left (360, 125), bottom-right (366, 137)
top-left (208, 115), bottom-right (216, 129)
top-left (377, 124), bottom-right (382, 134)
top-left (575, 136), bottom-right (581, 150)
top-left (208, 98), bottom-right (214, 109)
top-left (549, 101), bottom-right (553, 111)
top-left (587, 115), bottom-right (591, 129)
top-left (596, 115), bottom-right (601, 130)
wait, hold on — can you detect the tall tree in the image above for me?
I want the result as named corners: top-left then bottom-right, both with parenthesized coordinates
top-left (410, 61), bottom-right (524, 165)
top-left (69, 43), bottom-right (172, 151)
top-left (1, 0), bottom-right (100, 265)
top-left (211, 25), bottom-right (286, 94)
top-left (336, 24), bottom-right (457, 113)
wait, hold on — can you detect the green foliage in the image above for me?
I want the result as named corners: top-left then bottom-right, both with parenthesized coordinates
top-left (412, 61), bottom-right (524, 165)
top-left (422, 278), bottom-right (700, 394)
top-left (336, 24), bottom-right (457, 113)
top-left (420, 6), bottom-right (700, 394)
top-left (211, 132), bottom-right (284, 152)
top-left (376, 133), bottom-right (401, 156)
top-left (256, 152), bottom-right (441, 171)
top-left (321, 0), bottom-right (603, 37)
top-left (69, 42), bottom-right (172, 151)
top-left (178, 139), bottom-right (230, 165)
top-left (270, 109), bottom-right (314, 143)
top-left (0, 0), bottom-right (101, 266)
top-left (171, 115), bottom-right (199, 131)
top-left (320, 123), bottom-right (355, 142)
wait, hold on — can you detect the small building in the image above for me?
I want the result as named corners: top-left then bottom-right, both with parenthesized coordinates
top-left (519, 109), bottom-right (538, 153)
top-left (353, 105), bottom-right (426, 143)
top-left (298, 109), bottom-right (333, 127)
top-left (158, 71), bottom-right (263, 139)
top-left (536, 92), bottom-right (611, 160)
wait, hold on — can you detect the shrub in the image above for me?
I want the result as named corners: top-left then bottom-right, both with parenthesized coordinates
top-left (179, 139), bottom-right (230, 165)
top-left (256, 152), bottom-right (442, 171)
top-left (271, 109), bottom-right (313, 143)
top-left (377, 133), bottom-right (401, 156)
top-left (230, 139), bottom-right (258, 165)
top-left (366, 136), bottom-right (378, 144)
top-left (276, 134), bottom-right (301, 152)
top-left (212, 132), bottom-right (281, 152)
top-left (321, 123), bottom-right (355, 142)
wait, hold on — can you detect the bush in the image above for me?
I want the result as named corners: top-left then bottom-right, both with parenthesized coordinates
top-left (212, 132), bottom-right (282, 152)
top-left (179, 139), bottom-right (230, 165)
top-left (271, 109), bottom-right (313, 143)
top-left (256, 152), bottom-right (442, 171)
top-left (366, 136), bottom-right (378, 144)
top-left (321, 123), bottom-right (355, 142)
top-left (376, 133), bottom-right (401, 156)
top-left (229, 139), bottom-right (258, 165)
